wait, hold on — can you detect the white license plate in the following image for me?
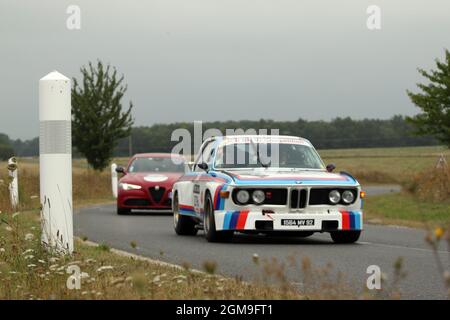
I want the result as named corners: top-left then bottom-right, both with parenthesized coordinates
top-left (281, 219), bottom-right (315, 227)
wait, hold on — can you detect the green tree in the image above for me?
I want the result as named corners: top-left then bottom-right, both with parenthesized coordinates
top-left (407, 49), bottom-right (450, 147)
top-left (72, 61), bottom-right (134, 170)
top-left (0, 133), bottom-right (14, 160)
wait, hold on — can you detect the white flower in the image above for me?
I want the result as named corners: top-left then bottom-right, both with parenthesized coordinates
top-left (5, 226), bottom-right (12, 232)
top-left (38, 260), bottom-right (46, 264)
top-left (24, 255), bottom-right (34, 260)
top-left (22, 249), bottom-right (34, 255)
top-left (80, 272), bottom-right (89, 279)
top-left (25, 233), bottom-right (34, 241)
top-left (27, 264), bottom-right (37, 268)
top-left (0, 248), bottom-right (5, 253)
top-left (96, 265), bottom-right (114, 272)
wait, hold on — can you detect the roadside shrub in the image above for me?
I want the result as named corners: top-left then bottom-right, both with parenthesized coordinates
top-left (405, 166), bottom-right (450, 202)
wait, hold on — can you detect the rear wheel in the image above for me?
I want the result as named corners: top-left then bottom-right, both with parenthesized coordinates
top-left (204, 193), bottom-right (233, 242)
top-left (117, 207), bottom-right (130, 215)
top-left (173, 193), bottom-right (198, 236)
top-left (330, 230), bottom-right (361, 243)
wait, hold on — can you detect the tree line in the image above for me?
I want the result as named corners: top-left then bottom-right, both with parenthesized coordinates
top-left (0, 115), bottom-right (438, 161)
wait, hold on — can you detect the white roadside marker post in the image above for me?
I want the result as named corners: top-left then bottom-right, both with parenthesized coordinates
top-left (7, 157), bottom-right (19, 211)
top-left (111, 163), bottom-right (118, 198)
top-left (39, 71), bottom-right (73, 254)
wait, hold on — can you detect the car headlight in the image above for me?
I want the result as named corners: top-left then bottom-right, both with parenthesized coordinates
top-left (252, 190), bottom-right (265, 204)
top-left (329, 190), bottom-right (341, 204)
top-left (342, 190), bottom-right (355, 204)
top-left (236, 190), bottom-right (250, 204)
top-left (119, 183), bottom-right (142, 191)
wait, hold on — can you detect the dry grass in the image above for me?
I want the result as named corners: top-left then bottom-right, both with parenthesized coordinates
top-left (0, 158), bottom-right (113, 213)
top-left (404, 166), bottom-right (450, 202)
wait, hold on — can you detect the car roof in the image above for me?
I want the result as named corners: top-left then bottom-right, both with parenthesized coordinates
top-left (133, 153), bottom-right (185, 158)
top-left (206, 135), bottom-right (312, 144)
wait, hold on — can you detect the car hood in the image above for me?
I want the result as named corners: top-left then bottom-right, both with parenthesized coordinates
top-left (222, 169), bottom-right (358, 186)
top-left (119, 172), bottom-right (183, 187)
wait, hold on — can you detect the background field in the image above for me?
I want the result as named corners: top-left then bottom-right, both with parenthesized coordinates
top-left (319, 145), bottom-right (450, 184)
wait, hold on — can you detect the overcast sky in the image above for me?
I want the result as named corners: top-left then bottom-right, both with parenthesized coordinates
top-left (1, 0), bottom-right (449, 139)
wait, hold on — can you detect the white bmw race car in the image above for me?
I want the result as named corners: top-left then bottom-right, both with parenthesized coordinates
top-left (172, 135), bottom-right (363, 243)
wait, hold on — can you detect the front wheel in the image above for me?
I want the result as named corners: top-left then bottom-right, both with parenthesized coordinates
top-left (330, 230), bottom-right (361, 243)
top-left (204, 193), bottom-right (233, 242)
top-left (173, 193), bottom-right (198, 236)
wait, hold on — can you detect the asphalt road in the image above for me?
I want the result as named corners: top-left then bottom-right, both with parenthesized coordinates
top-left (74, 185), bottom-right (449, 299)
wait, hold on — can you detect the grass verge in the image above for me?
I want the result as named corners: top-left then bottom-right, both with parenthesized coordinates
top-left (365, 193), bottom-right (450, 228)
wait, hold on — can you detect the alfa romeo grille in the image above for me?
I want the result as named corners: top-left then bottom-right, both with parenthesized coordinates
top-left (149, 187), bottom-right (165, 203)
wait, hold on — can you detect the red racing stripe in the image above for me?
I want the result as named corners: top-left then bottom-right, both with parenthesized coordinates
top-left (341, 211), bottom-right (350, 230)
top-left (236, 211), bottom-right (249, 230)
top-left (213, 185), bottom-right (222, 210)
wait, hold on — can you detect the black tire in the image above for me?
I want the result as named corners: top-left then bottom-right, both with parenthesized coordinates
top-left (173, 193), bottom-right (198, 236)
top-left (204, 193), bottom-right (233, 242)
top-left (117, 207), bottom-right (130, 215)
top-left (330, 230), bottom-right (361, 243)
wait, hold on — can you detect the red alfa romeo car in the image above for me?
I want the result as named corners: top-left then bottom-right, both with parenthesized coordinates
top-left (116, 153), bottom-right (186, 215)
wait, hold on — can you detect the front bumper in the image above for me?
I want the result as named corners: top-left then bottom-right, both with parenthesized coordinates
top-left (214, 209), bottom-right (362, 232)
top-left (117, 189), bottom-right (172, 210)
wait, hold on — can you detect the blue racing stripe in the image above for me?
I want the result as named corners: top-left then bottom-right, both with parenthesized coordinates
top-left (354, 211), bottom-right (361, 230)
top-left (349, 212), bottom-right (356, 229)
top-left (223, 211), bottom-right (233, 230)
top-left (230, 211), bottom-right (240, 229)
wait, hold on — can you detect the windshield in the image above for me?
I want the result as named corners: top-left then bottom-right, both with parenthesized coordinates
top-left (128, 157), bottom-right (184, 173)
top-left (214, 142), bottom-right (324, 170)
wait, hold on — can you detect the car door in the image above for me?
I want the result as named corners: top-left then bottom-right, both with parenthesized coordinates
top-left (192, 140), bottom-right (215, 215)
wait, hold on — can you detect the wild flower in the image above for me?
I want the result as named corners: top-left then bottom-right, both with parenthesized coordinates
top-left (25, 233), bottom-right (34, 241)
top-left (22, 249), bottom-right (34, 255)
top-left (27, 264), bottom-right (37, 268)
top-left (24, 255), bottom-right (34, 260)
top-left (0, 248), bottom-right (5, 253)
top-left (434, 227), bottom-right (445, 240)
top-left (96, 265), bottom-right (114, 272)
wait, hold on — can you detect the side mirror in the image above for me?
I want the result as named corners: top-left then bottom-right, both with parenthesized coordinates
top-left (197, 162), bottom-right (208, 171)
top-left (326, 164), bottom-right (336, 173)
top-left (115, 166), bottom-right (126, 174)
